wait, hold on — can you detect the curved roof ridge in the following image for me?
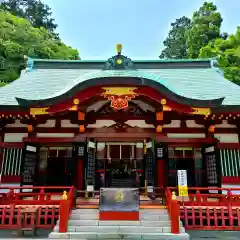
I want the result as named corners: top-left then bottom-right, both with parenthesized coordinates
top-left (25, 56), bottom-right (217, 64)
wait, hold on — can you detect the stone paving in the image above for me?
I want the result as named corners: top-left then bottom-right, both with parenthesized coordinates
top-left (0, 230), bottom-right (240, 239)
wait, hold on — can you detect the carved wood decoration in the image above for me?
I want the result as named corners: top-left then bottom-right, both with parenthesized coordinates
top-left (97, 101), bottom-right (145, 117)
top-left (101, 87), bottom-right (138, 110)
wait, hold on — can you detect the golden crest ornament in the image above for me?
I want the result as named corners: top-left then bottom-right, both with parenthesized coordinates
top-left (115, 190), bottom-right (124, 203)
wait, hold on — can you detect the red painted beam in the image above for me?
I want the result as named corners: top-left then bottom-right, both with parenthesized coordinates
top-left (218, 143), bottom-right (240, 149)
top-left (222, 176), bottom-right (240, 184)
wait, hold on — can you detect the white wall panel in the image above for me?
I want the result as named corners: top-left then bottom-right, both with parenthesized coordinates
top-left (214, 134), bottom-right (239, 143)
top-left (4, 133), bottom-right (28, 142)
top-left (6, 120), bottom-right (27, 128)
top-left (164, 120), bottom-right (180, 128)
top-left (186, 120), bottom-right (204, 128)
top-left (125, 120), bottom-right (154, 128)
top-left (87, 120), bottom-right (115, 128)
top-left (38, 120), bottom-right (55, 128)
top-left (167, 133), bottom-right (205, 138)
top-left (215, 120), bottom-right (236, 128)
top-left (36, 133), bottom-right (74, 138)
top-left (61, 120), bottom-right (78, 128)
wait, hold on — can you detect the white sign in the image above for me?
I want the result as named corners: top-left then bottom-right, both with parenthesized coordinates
top-left (87, 185), bottom-right (94, 192)
top-left (88, 141), bottom-right (95, 149)
top-left (177, 170), bottom-right (188, 197)
top-left (147, 186), bottom-right (154, 193)
top-left (177, 170), bottom-right (187, 186)
top-left (146, 142), bottom-right (152, 149)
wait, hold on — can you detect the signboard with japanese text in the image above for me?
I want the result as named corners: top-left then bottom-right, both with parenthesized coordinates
top-left (177, 170), bottom-right (188, 197)
top-left (99, 188), bottom-right (139, 212)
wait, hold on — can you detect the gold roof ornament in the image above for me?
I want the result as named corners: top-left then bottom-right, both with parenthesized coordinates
top-left (102, 87), bottom-right (137, 96)
top-left (30, 107), bottom-right (49, 115)
top-left (116, 44), bottom-right (122, 54)
top-left (192, 107), bottom-right (211, 116)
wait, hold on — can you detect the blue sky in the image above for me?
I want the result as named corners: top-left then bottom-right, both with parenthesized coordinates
top-left (43, 0), bottom-right (239, 60)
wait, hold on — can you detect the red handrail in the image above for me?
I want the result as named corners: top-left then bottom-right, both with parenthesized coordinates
top-left (59, 186), bottom-right (75, 233)
top-left (165, 188), bottom-right (180, 234)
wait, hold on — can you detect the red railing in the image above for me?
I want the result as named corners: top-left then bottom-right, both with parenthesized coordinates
top-left (0, 205), bottom-right (59, 229)
top-left (165, 188), bottom-right (180, 234)
top-left (0, 186), bottom-right (73, 205)
top-left (59, 186), bottom-right (75, 232)
top-left (0, 186), bottom-right (76, 232)
top-left (166, 187), bottom-right (240, 231)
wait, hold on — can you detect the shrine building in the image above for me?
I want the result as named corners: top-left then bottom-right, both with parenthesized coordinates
top-left (0, 44), bottom-right (240, 191)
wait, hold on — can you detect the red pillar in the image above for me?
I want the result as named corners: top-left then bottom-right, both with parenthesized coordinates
top-left (157, 159), bottom-right (165, 187)
top-left (75, 159), bottom-right (84, 190)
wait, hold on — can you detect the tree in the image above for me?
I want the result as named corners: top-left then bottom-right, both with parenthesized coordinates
top-left (199, 26), bottom-right (240, 85)
top-left (0, 0), bottom-right (57, 36)
top-left (186, 2), bottom-right (223, 58)
top-left (0, 10), bottom-right (80, 83)
top-left (160, 16), bottom-right (191, 59)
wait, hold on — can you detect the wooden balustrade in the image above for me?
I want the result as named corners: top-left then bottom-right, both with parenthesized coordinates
top-left (166, 187), bottom-right (240, 231)
top-left (167, 187), bottom-right (240, 206)
top-left (0, 186), bottom-right (73, 205)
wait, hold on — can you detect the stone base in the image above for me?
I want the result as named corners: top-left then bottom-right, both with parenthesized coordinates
top-left (49, 231), bottom-right (190, 239)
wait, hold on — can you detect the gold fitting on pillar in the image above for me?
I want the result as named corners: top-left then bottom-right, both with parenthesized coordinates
top-left (172, 191), bottom-right (177, 200)
top-left (62, 191), bottom-right (68, 200)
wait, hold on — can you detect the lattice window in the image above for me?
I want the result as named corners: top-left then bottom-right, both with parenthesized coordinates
top-left (220, 149), bottom-right (240, 177)
top-left (156, 147), bottom-right (163, 158)
top-left (1, 148), bottom-right (23, 175)
top-left (206, 154), bottom-right (218, 184)
top-left (87, 148), bottom-right (96, 183)
top-left (146, 149), bottom-right (153, 184)
top-left (77, 146), bottom-right (85, 157)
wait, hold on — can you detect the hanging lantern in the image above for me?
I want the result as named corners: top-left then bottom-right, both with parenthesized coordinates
top-left (208, 125), bottom-right (215, 133)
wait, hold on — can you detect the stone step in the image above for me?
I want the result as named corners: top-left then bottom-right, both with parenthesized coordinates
top-left (53, 225), bottom-right (185, 233)
top-left (140, 209), bottom-right (168, 214)
top-left (70, 213), bottom-right (98, 220)
top-left (71, 209), bottom-right (98, 214)
top-left (65, 219), bottom-right (173, 227)
top-left (49, 231), bottom-right (190, 239)
top-left (140, 214), bottom-right (169, 221)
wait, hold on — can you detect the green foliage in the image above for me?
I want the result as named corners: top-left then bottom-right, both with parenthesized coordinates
top-left (0, 10), bottom-right (79, 83)
top-left (186, 2), bottom-right (223, 58)
top-left (199, 27), bottom-right (240, 84)
top-left (0, 0), bottom-right (57, 36)
top-left (160, 17), bottom-right (191, 59)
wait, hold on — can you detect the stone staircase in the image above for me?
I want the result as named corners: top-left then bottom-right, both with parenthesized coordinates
top-left (49, 208), bottom-right (189, 239)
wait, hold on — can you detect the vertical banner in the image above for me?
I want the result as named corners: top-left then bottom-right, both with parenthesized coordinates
top-left (100, 188), bottom-right (139, 212)
top-left (177, 170), bottom-right (188, 197)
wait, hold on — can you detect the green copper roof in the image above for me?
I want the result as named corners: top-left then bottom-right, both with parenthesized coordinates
top-left (0, 58), bottom-right (239, 106)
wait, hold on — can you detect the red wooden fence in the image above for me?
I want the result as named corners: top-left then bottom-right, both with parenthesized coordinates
top-left (0, 186), bottom-right (72, 205)
top-left (0, 205), bottom-right (59, 229)
top-left (0, 186), bottom-right (75, 231)
top-left (166, 187), bottom-right (240, 231)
